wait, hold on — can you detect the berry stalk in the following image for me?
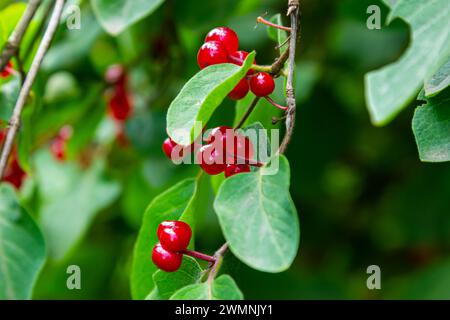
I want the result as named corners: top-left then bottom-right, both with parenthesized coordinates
top-left (257, 16), bottom-right (292, 32)
top-left (183, 250), bottom-right (216, 263)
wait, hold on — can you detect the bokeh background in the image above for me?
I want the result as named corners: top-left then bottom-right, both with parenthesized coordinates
top-left (2, 0), bottom-right (450, 299)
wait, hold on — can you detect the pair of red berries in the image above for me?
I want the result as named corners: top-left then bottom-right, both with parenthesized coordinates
top-left (0, 61), bottom-right (13, 78)
top-left (50, 125), bottom-right (72, 162)
top-left (197, 27), bottom-right (275, 100)
top-left (152, 221), bottom-right (192, 272)
top-left (105, 65), bottom-right (133, 122)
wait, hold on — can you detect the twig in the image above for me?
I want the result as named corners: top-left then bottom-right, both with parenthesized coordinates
top-left (275, 35), bottom-right (291, 50)
top-left (23, 0), bottom-right (56, 61)
top-left (251, 48), bottom-right (289, 75)
top-left (207, 243), bottom-right (228, 299)
top-left (257, 16), bottom-right (292, 32)
top-left (234, 97), bottom-right (260, 129)
top-left (279, 0), bottom-right (300, 154)
top-left (265, 96), bottom-right (288, 110)
top-left (14, 51), bottom-right (26, 83)
top-left (183, 250), bottom-right (216, 263)
top-left (0, 0), bottom-right (66, 178)
top-left (0, 0), bottom-right (42, 71)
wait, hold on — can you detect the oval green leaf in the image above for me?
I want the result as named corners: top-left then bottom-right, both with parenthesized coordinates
top-left (146, 256), bottom-right (203, 300)
top-left (167, 53), bottom-right (255, 145)
top-left (170, 275), bottom-right (243, 300)
top-left (0, 184), bottom-right (46, 300)
top-left (91, 0), bottom-right (165, 35)
top-left (131, 177), bottom-right (202, 299)
top-left (365, 0), bottom-right (450, 125)
top-left (35, 151), bottom-right (120, 261)
top-left (214, 155), bottom-right (300, 272)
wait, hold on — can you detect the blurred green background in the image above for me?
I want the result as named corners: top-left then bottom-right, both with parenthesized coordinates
top-left (2, 0), bottom-right (450, 299)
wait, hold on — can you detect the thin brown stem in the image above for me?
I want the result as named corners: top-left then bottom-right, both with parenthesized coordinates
top-left (279, 0), bottom-right (300, 154)
top-left (14, 51), bottom-right (26, 84)
top-left (23, 0), bottom-right (56, 61)
top-left (265, 96), bottom-right (288, 110)
top-left (0, 0), bottom-right (66, 178)
top-left (257, 16), bottom-right (292, 32)
top-left (0, 0), bottom-right (42, 71)
top-left (275, 35), bottom-right (291, 50)
top-left (251, 48), bottom-right (289, 75)
top-left (234, 97), bottom-right (260, 129)
top-left (183, 250), bottom-right (216, 263)
top-left (207, 243), bottom-right (229, 299)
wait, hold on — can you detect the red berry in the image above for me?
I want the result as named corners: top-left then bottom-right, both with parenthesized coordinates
top-left (3, 155), bottom-right (26, 189)
top-left (152, 243), bottom-right (183, 272)
top-left (249, 72), bottom-right (275, 97)
top-left (228, 78), bottom-right (249, 100)
top-left (205, 27), bottom-right (239, 53)
top-left (196, 144), bottom-right (226, 175)
top-left (230, 134), bottom-right (254, 164)
top-left (108, 86), bottom-right (132, 121)
top-left (228, 51), bottom-right (256, 75)
top-left (163, 137), bottom-right (192, 162)
top-left (225, 164), bottom-right (251, 178)
top-left (51, 137), bottom-right (66, 162)
top-left (204, 126), bottom-right (232, 144)
top-left (197, 41), bottom-right (229, 69)
top-left (1, 61), bottom-right (13, 78)
top-left (157, 220), bottom-right (192, 252)
top-left (0, 129), bottom-right (5, 145)
top-left (105, 64), bottom-right (126, 85)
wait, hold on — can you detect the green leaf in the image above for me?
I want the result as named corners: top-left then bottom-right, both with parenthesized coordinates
top-left (214, 155), bottom-right (300, 272)
top-left (170, 275), bottom-right (243, 300)
top-left (365, 0), bottom-right (450, 125)
top-left (0, 75), bottom-right (20, 121)
top-left (267, 14), bottom-right (288, 54)
top-left (42, 12), bottom-right (102, 71)
top-left (146, 256), bottom-right (203, 300)
top-left (167, 53), bottom-right (255, 145)
top-left (131, 177), bottom-right (202, 299)
top-left (210, 174), bottom-right (225, 195)
top-left (0, 184), bottom-right (46, 300)
top-left (425, 59), bottom-right (450, 97)
top-left (35, 151), bottom-right (120, 260)
top-left (412, 90), bottom-right (450, 162)
top-left (90, 0), bottom-right (164, 35)
top-left (0, 3), bottom-right (26, 44)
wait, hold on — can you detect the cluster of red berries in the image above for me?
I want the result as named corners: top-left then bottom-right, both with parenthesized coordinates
top-left (0, 127), bottom-right (26, 189)
top-left (197, 27), bottom-right (275, 100)
top-left (197, 126), bottom-right (253, 177)
top-left (104, 65), bottom-right (133, 144)
top-left (163, 126), bottom-right (255, 178)
top-left (0, 61), bottom-right (13, 78)
top-left (152, 221), bottom-right (192, 272)
top-left (50, 125), bottom-right (72, 162)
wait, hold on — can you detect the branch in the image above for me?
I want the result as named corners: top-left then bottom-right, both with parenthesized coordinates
top-left (0, 0), bottom-right (42, 71)
top-left (0, 0), bottom-right (66, 178)
top-left (251, 48), bottom-right (289, 75)
top-left (279, 0), bottom-right (300, 154)
top-left (24, 0), bottom-right (56, 61)
top-left (207, 243), bottom-right (228, 299)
